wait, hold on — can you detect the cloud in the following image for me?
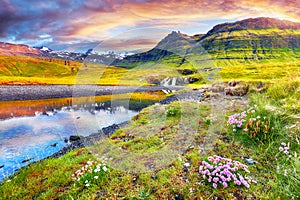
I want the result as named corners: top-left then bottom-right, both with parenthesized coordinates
top-left (0, 0), bottom-right (298, 50)
top-left (64, 0), bottom-right (300, 39)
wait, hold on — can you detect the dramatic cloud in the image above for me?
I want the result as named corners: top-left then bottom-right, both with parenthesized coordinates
top-left (0, 0), bottom-right (299, 51)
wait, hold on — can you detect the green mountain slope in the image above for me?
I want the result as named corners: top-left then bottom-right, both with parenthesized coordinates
top-left (116, 17), bottom-right (300, 67)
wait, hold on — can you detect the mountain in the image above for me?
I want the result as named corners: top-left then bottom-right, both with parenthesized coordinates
top-left (36, 46), bottom-right (53, 52)
top-left (155, 31), bottom-right (196, 52)
top-left (202, 17), bottom-right (300, 39)
top-left (115, 17), bottom-right (300, 68)
top-left (200, 17), bottom-right (300, 50)
top-left (0, 43), bottom-right (126, 64)
top-left (1, 17), bottom-right (299, 68)
top-left (0, 42), bottom-right (42, 56)
top-left (111, 31), bottom-right (196, 68)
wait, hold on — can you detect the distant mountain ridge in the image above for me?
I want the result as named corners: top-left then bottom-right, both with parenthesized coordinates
top-left (0, 42), bottom-right (123, 64)
top-left (202, 17), bottom-right (300, 40)
top-left (0, 42), bottom-right (42, 56)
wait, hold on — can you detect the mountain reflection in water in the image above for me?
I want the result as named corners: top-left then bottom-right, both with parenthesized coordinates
top-left (0, 95), bottom-right (161, 182)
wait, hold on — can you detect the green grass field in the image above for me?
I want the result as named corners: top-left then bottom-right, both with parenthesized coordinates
top-left (0, 46), bottom-right (299, 86)
top-left (0, 77), bottom-right (299, 199)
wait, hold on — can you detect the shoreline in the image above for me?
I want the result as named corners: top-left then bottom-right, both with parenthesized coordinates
top-left (1, 90), bottom-right (202, 182)
top-left (0, 121), bottom-right (128, 183)
top-left (0, 85), bottom-right (184, 101)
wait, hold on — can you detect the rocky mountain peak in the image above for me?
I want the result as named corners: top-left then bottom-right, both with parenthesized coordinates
top-left (154, 31), bottom-right (194, 52)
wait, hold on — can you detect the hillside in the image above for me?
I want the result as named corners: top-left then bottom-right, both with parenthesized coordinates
top-left (202, 17), bottom-right (300, 39)
top-left (115, 18), bottom-right (300, 68)
top-left (200, 18), bottom-right (300, 53)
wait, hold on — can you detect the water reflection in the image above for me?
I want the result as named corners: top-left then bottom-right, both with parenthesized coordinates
top-left (0, 94), bottom-right (162, 182)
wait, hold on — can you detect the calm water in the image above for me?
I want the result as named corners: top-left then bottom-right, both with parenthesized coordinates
top-left (0, 98), bottom-right (158, 181)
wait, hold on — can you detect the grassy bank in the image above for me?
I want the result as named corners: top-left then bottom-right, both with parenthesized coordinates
top-left (0, 76), bottom-right (299, 199)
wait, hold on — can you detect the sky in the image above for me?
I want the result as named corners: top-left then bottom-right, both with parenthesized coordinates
top-left (0, 0), bottom-right (299, 52)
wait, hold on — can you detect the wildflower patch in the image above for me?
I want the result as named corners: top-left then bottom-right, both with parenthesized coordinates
top-left (199, 155), bottom-right (256, 189)
top-left (227, 105), bottom-right (274, 141)
top-left (72, 159), bottom-right (109, 188)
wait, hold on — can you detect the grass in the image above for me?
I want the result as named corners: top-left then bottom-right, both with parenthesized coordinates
top-left (1, 76), bottom-right (299, 199)
top-left (1, 46), bottom-right (299, 86)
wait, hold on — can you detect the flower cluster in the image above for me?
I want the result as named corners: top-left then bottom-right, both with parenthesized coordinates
top-left (279, 142), bottom-right (289, 155)
top-left (199, 155), bottom-right (256, 189)
top-left (227, 106), bottom-right (273, 141)
top-left (72, 159), bottom-right (108, 188)
top-left (227, 111), bottom-right (247, 132)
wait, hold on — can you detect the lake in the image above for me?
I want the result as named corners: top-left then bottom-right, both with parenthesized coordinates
top-left (0, 92), bottom-right (164, 181)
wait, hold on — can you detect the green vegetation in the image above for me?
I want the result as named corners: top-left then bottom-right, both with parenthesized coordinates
top-left (0, 19), bottom-right (299, 199)
top-left (1, 77), bottom-right (299, 199)
top-left (1, 27), bottom-right (300, 86)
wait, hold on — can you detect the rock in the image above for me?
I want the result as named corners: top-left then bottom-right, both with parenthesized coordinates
top-left (183, 78), bottom-right (189, 84)
top-left (175, 193), bottom-right (184, 200)
top-left (244, 158), bottom-right (255, 165)
top-left (102, 124), bottom-right (119, 136)
top-left (228, 80), bottom-right (240, 87)
top-left (177, 69), bottom-right (196, 75)
top-left (22, 158), bottom-right (32, 163)
top-left (188, 77), bottom-right (199, 83)
top-left (50, 143), bottom-right (57, 147)
top-left (225, 85), bottom-right (249, 96)
top-left (151, 173), bottom-right (157, 180)
top-left (146, 75), bottom-right (165, 85)
top-left (183, 77), bottom-right (200, 84)
top-left (183, 163), bottom-right (190, 168)
top-left (210, 86), bottom-right (225, 93)
top-left (210, 93), bottom-right (222, 99)
top-left (69, 135), bottom-right (82, 142)
top-left (149, 164), bottom-right (155, 170)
